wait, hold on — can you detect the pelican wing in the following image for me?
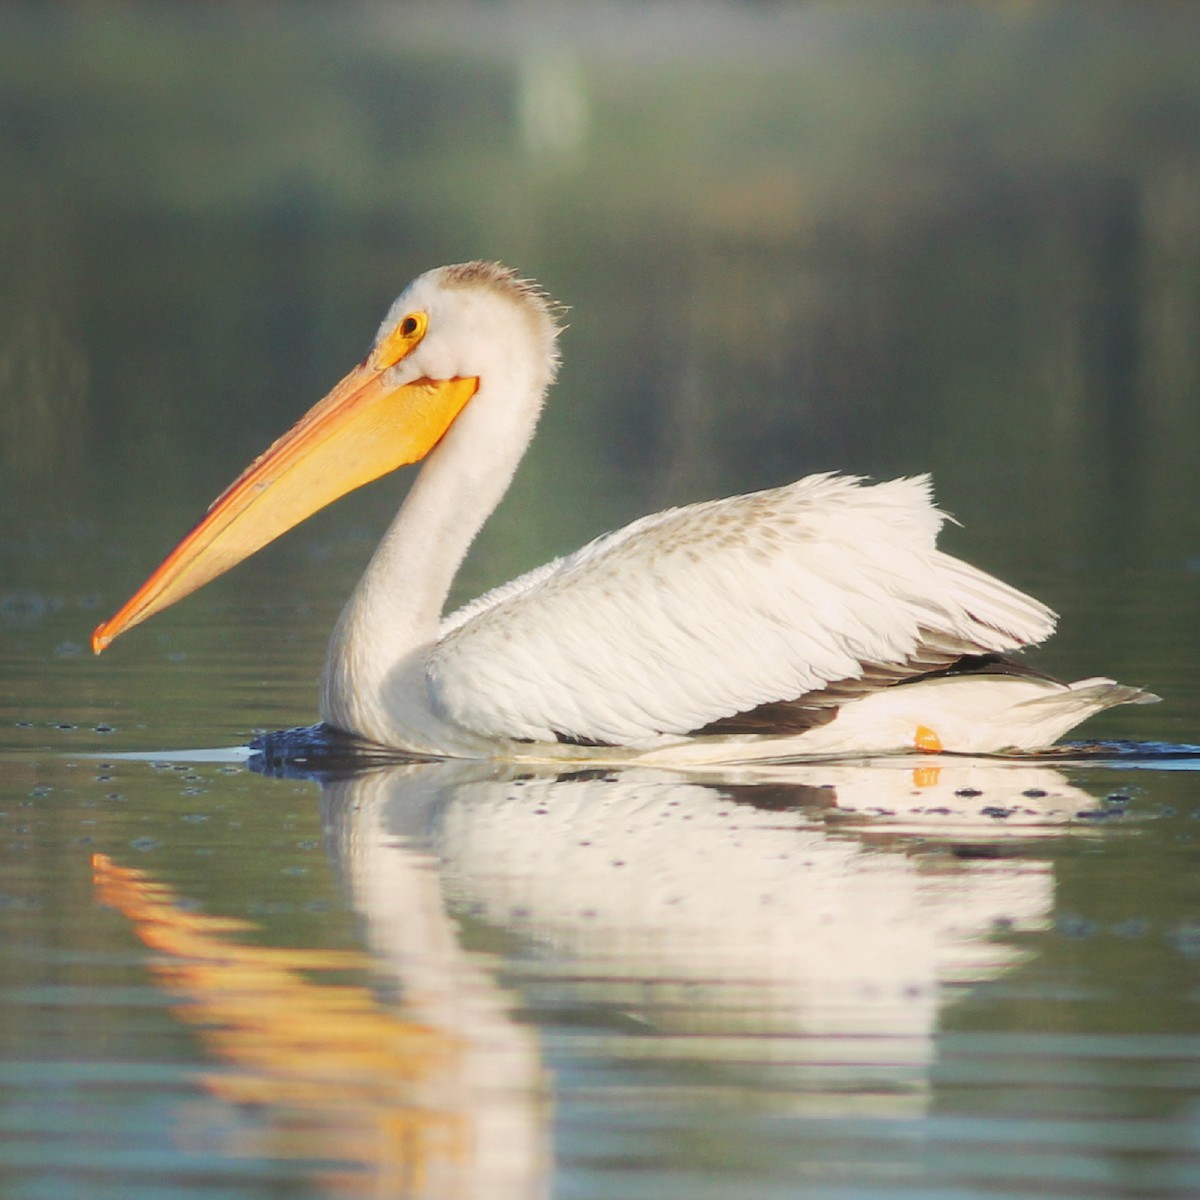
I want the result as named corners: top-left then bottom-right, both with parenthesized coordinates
top-left (428, 474), bottom-right (1057, 745)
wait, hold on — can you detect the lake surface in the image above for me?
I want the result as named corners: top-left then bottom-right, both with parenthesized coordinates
top-left (4, 4), bottom-right (1200, 1197)
top-left (4, 719), bottom-right (1200, 1199)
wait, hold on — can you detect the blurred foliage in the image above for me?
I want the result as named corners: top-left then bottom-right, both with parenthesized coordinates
top-left (1, 0), bottom-right (1199, 737)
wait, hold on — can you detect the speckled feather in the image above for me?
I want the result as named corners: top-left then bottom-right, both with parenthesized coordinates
top-left (428, 473), bottom-right (1059, 744)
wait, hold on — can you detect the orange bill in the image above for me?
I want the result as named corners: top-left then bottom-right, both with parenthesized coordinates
top-left (92, 360), bottom-right (478, 653)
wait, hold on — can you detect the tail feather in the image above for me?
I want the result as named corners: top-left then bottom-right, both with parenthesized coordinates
top-left (1019, 677), bottom-right (1160, 714)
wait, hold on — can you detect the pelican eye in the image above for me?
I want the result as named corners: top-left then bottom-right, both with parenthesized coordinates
top-left (372, 310), bottom-right (428, 369)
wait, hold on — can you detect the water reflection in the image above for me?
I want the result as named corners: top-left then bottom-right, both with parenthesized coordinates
top-left (96, 756), bottom-right (1107, 1195)
top-left (93, 836), bottom-right (548, 1200)
top-left (329, 760), bottom-right (1077, 1109)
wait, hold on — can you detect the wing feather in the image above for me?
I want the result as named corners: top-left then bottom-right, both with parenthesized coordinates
top-left (428, 474), bottom-right (1056, 744)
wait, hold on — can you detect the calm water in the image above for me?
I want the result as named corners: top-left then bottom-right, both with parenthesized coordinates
top-left (4, 717), bottom-right (1200, 1198)
top-left (4, 4), bottom-right (1200, 1198)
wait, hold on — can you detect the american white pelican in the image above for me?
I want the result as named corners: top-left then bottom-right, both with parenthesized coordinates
top-left (92, 262), bottom-right (1155, 764)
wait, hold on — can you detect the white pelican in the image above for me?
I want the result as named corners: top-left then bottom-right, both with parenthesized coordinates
top-left (92, 262), bottom-right (1155, 764)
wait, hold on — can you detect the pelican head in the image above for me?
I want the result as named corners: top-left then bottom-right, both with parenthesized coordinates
top-left (92, 262), bottom-right (562, 653)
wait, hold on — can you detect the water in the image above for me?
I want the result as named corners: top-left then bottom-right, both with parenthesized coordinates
top-left (4, 4), bottom-right (1200, 1197)
top-left (4, 737), bottom-right (1200, 1198)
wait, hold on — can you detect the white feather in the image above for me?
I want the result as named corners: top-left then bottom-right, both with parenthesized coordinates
top-left (428, 474), bottom-right (1056, 744)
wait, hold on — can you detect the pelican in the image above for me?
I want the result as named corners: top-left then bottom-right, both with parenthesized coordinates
top-left (92, 262), bottom-right (1155, 764)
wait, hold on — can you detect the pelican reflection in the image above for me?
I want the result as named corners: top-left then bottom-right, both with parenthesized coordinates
top-left (98, 755), bottom-right (1107, 1196)
top-left (319, 757), bottom-right (1092, 1109)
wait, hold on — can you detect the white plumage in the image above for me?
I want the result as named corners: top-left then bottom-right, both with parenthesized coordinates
top-left (431, 474), bottom-right (1051, 743)
top-left (95, 262), bottom-right (1155, 762)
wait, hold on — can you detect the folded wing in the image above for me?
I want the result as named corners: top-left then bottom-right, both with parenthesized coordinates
top-left (428, 474), bottom-right (1056, 745)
